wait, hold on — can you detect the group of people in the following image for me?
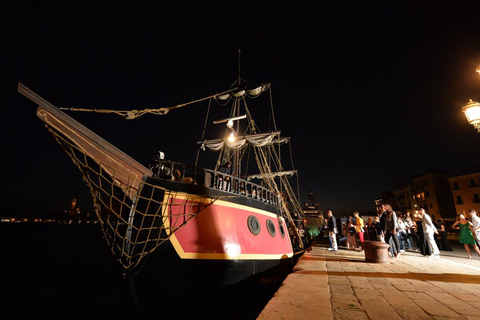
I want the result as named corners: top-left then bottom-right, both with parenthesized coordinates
top-left (343, 211), bottom-right (365, 251)
top-left (325, 210), bottom-right (365, 252)
top-left (324, 206), bottom-right (480, 260)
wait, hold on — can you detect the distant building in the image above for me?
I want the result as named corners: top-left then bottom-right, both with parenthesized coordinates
top-left (380, 169), bottom-right (456, 221)
top-left (392, 181), bottom-right (411, 214)
top-left (409, 171), bottom-right (456, 221)
top-left (448, 171), bottom-right (480, 216)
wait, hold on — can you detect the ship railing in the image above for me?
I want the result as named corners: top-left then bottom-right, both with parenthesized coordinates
top-left (150, 160), bottom-right (280, 208)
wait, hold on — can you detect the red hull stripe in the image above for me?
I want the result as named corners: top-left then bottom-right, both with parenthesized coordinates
top-left (165, 194), bottom-right (294, 260)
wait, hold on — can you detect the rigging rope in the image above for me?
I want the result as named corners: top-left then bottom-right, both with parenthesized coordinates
top-left (59, 87), bottom-right (241, 119)
top-left (195, 98), bottom-right (212, 167)
top-left (45, 124), bottom-right (220, 272)
top-left (252, 142), bottom-right (304, 249)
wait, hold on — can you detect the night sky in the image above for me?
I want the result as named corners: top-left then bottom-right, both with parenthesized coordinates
top-left (3, 1), bottom-right (480, 217)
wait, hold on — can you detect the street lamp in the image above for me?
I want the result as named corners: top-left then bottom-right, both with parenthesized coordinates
top-left (462, 99), bottom-right (480, 132)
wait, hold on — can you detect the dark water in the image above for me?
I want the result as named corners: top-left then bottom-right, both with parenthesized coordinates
top-left (1, 223), bottom-right (284, 320)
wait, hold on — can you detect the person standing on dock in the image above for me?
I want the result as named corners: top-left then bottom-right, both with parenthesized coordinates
top-left (397, 216), bottom-right (411, 251)
top-left (420, 208), bottom-right (440, 258)
top-left (354, 211), bottom-right (365, 250)
top-left (382, 204), bottom-right (401, 258)
top-left (415, 213), bottom-right (430, 256)
top-left (451, 213), bottom-right (480, 259)
top-left (379, 204), bottom-right (388, 242)
top-left (327, 210), bottom-right (338, 251)
top-left (374, 216), bottom-right (383, 241)
top-left (405, 215), bottom-right (417, 250)
top-left (346, 216), bottom-right (358, 250)
top-left (470, 210), bottom-right (480, 246)
top-left (365, 217), bottom-right (378, 241)
top-left (436, 218), bottom-right (453, 251)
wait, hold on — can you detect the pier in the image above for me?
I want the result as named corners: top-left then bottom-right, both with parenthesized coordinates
top-left (258, 238), bottom-right (480, 319)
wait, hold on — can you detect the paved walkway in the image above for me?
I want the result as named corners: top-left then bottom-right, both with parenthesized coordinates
top-left (257, 238), bottom-right (480, 320)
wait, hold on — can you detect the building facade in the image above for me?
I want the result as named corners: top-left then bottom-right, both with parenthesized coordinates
top-left (410, 171), bottom-right (456, 221)
top-left (380, 170), bottom-right (456, 220)
top-left (448, 171), bottom-right (480, 216)
top-left (392, 181), bottom-right (412, 214)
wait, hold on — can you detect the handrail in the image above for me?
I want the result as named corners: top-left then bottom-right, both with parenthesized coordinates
top-left (148, 159), bottom-right (281, 209)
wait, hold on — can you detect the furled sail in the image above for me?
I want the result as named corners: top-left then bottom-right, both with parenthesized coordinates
top-left (198, 131), bottom-right (281, 151)
top-left (215, 84), bottom-right (268, 102)
top-left (246, 170), bottom-right (297, 181)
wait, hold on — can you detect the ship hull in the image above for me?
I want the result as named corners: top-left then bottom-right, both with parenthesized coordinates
top-left (128, 178), bottom-right (297, 296)
top-left (133, 238), bottom-right (295, 296)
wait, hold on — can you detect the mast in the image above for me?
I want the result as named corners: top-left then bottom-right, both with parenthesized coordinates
top-left (237, 48), bottom-right (242, 87)
top-left (234, 49), bottom-right (242, 178)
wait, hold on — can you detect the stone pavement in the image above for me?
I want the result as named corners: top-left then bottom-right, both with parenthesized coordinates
top-left (257, 238), bottom-right (480, 320)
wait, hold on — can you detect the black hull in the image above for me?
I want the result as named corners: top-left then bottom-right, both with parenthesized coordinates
top-left (129, 238), bottom-right (296, 302)
top-left (124, 177), bottom-right (303, 301)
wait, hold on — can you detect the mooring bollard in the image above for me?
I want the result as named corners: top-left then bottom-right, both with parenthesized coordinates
top-left (362, 240), bottom-right (390, 263)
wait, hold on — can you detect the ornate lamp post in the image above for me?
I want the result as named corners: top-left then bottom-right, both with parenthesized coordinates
top-left (463, 67), bottom-right (480, 132)
top-left (462, 99), bottom-right (480, 132)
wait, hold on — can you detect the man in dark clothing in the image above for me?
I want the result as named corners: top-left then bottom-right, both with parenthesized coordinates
top-left (379, 203), bottom-right (387, 234)
top-left (327, 210), bottom-right (338, 251)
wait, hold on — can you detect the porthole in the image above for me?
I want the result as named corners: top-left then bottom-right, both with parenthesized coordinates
top-left (247, 215), bottom-right (261, 236)
top-left (279, 222), bottom-right (286, 238)
top-left (266, 219), bottom-right (276, 237)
